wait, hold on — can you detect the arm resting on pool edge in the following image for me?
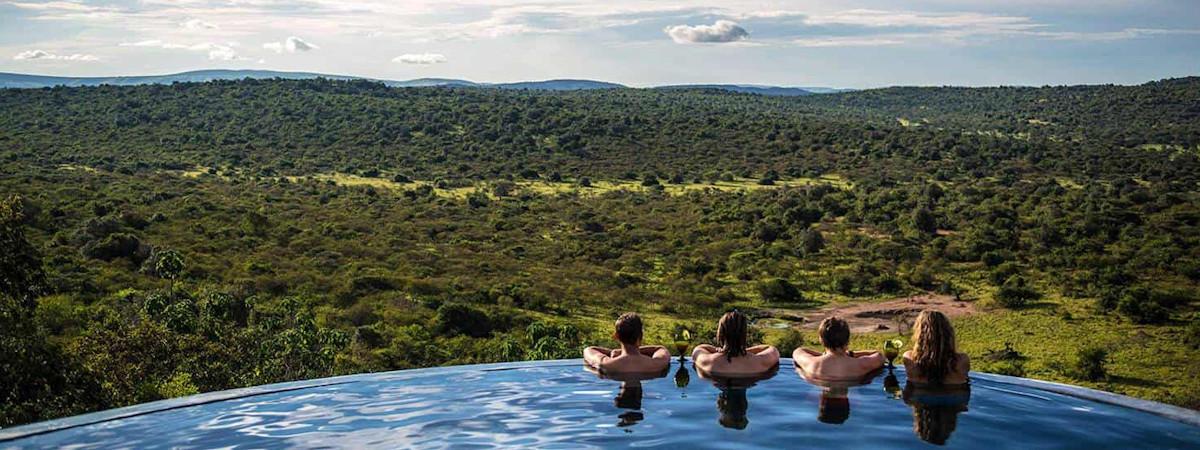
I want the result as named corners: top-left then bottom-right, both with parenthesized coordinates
top-left (856, 351), bottom-right (886, 372)
top-left (640, 345), bottom-right (671, 360)
top-left (748, 345), bottom-right (780, 369)
top-left (584, 346), bottom-right (613, 368)
top-left (692, 343), bottom-right (720, 360)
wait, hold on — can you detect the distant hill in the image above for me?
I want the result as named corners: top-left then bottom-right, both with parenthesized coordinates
top-left (386, 78), bottom-right (480, 88)
top-left (0, 69), bottom-right (362, 88)
top-left (0, 69), bottom-right (848, 94)
top-left (655, 84), bottom-right (814, 96)
top-left (493, 79), bottom-right (624, 90)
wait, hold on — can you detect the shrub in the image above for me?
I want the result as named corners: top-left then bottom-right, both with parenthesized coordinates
top-left (1117, 293), bottom-right (1169, 324)
top-left (1074, 346), bottom-right (1108, 381)
top-left (757, 278), bottom-right (803, 303)
top-left (1184, 319), bottom-right (1200, 350)
top-left (989, 262), bottom-right (1021, 286)
top-left (800, 229), bottom-right (824, 255)
top-left (875, 275), bottom-right (902, 294)
top-left (980, 250), bottom-right (1009, 267)
top-left (770, 329), bottom-right (804, 356)
top-left (434, 303), bottom-right (493, 338)
top-left (81, 233), bottom-right (144, 261)
top-left (995, 276), bottom-right (1040, 308)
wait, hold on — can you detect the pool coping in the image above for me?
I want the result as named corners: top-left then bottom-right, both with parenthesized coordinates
top-left (1, 358), bottom-right (1197, 442)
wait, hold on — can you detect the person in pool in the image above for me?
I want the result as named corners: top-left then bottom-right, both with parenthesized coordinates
top-left (691, 311), bottom-right (780, 376)
top-left (902, 310), bottom-right (970, 385)
top-left (793, 316), bottom-right (887, 380)
top-left (794, 358), bottom-right (882, 426)
top-left (583, 312), bottom-right (671, 374)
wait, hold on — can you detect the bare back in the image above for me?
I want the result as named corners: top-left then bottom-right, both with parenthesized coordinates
top-left (902, 351), bottom-right (971, 385)
top-left (793, 348), bottom-right (886, 381)
top-left (693, 344), bottom-right (780, 376)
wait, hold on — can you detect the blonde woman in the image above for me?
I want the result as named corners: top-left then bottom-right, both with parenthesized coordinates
top-left (902, 310), bottom-right (970, 385)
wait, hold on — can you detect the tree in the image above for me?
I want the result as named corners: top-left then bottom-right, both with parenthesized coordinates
top-left (801, 229), bottom-right (825, 255)
top-left (0, 195), bottom-right (46, 313)
top-left (913, 206), bottom-right (937, 234)
top-left (757, 278), bottom-right (804, 303)
top-left (155, 250), bottom-right (185, 282)
top-left (641, 173), bottom-right (660, 187)
top-left (1, 196), bottom-right (102, 426)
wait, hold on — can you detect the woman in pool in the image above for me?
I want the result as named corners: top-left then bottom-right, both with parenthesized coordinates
top-left (691, 311), bottom-right (780, 376)
top-left (902, 310), bottom-right (971, 385)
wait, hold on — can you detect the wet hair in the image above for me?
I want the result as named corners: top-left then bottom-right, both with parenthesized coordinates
top-left (911, 310), bottom-right (959, 385)
top-left (912, 403), bottom-right (960, 445)
top-left (717, 388), bottom-right (749, 430)
top-left (614, 312), bottom-right (643, 345)
top-left (614, 383), bottom-right (643, 410)
top-left (818, 392), bottom-right (850, 425)
top-left (716, 311), bottom-right (749, 362)
top-left (818, 317), bottom-right (851, 350)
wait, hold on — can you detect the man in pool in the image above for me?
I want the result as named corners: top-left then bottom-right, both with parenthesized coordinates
top-left (793, 316), bottom-right (887, 380)
top-left (583, 312), bottom-right (671, 374)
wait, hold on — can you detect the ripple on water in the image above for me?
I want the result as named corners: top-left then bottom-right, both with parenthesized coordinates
top-left (5, 360), bottom-right (1199, 449)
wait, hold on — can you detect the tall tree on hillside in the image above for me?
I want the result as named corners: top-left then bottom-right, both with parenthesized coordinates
top-left (0, 195), bottom-right (103, 426)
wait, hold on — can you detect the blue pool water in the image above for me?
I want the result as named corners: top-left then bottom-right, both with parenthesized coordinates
top-left (2, 359), bottom-right (1198, 449)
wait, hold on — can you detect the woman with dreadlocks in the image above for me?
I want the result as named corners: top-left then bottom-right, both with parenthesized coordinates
top-left (692, 310), bottom-right (779, 376)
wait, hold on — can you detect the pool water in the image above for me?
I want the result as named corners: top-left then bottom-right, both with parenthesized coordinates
top-left (2, 359), bottom-right (1198, 449)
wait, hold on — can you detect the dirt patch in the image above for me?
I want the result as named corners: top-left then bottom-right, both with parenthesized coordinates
top-left (766, 294), bottom-right (977, 334)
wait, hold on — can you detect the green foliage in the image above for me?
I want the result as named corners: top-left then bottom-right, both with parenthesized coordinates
top-left (757, 278), bottom-right (804, 303)
top-left (995, 276), bottom-right (1041, 308)
top-left (155, 250), bottom-right (185, 281)
top-left (800, 229), bottom-right (824, 255)
top-left (2, 78), bottom-right (1200, 425)
top-left (434, 303), bottom-right (493, 338)
top-left (1073, 346), bottom-right (1109, 382)
top-left (769, 329), bottom-right (805, 356)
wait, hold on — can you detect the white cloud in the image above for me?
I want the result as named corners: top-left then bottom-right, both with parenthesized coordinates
top-left (183, 19), bottom-right (218, 30)
top-left (393, 53), bottom-right (447, 64)
top-left (793, 37), bottom-right (906, 47)
top-left (800, 9), bottom-right (1039, 31)
top-left (664, 20), bottom-right (749, 44)
top-left (119, 40), bottom-right (246, 60)
top-left (8, 1), bottom-right (100, 12)
top-left (13, 49), bottom-right (98, 61)
top-left (264, 36), bottom-right (318, 53)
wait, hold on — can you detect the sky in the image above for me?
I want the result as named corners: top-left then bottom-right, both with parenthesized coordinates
top-left (1, 0), bottom-right (1198, 88)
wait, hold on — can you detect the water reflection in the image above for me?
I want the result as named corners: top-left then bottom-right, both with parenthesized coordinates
top-left (794, 365), bottom-right (883, 426)
top-left (585, 364), bottom-right (669, 429)
top-left (673, 365), bottom-right (690, 392)
top-left (902, 382), bottom-right (972, 446)
top-left (697, 364), bottom-right (780, 430)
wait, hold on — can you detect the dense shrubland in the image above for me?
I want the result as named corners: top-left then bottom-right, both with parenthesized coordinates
top-left (1, 78), bottom-right (1199, 425)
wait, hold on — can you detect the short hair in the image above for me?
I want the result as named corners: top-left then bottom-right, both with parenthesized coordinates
top-left (614, 312), bottom-right (643, 345)
top-left (818, 316), bottom-right (851, 350)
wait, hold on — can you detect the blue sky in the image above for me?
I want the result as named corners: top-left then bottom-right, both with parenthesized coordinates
top-left (1, 0), bottom-right (1197, 87)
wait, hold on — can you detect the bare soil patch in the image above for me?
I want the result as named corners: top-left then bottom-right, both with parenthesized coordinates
top-left (764, 294), bottom-right (978, 334)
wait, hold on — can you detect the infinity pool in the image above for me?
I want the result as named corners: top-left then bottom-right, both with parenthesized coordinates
top-left (2, 359), bottom-right (1197, 449)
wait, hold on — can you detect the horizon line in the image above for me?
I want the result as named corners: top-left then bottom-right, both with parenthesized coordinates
top-left (1, 68), bottom-right (1196, 90)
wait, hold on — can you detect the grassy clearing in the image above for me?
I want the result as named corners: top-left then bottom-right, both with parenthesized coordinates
top-left (158, 166), bottom-right (855, 198)
top-left (763, 294), bottom-right (1199, 409)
